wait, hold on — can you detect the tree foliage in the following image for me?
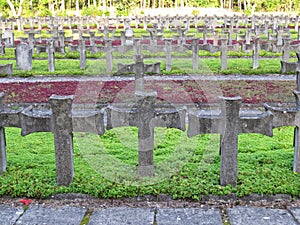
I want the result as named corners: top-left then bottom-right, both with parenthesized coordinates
top-left (0, 0), bottom-right (299, 17)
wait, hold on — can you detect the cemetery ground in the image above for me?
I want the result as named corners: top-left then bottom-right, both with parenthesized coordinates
top-left (0, 48), bottom-right (300, 203)
top-left (1, 21), bottom-right (300, 210)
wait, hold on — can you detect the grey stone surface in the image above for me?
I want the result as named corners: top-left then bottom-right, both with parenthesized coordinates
top-left (188, 97), bottom-right (273, 186)
top-left (15, 43), bottom-right (32, 70)
top-left (0, 205), bottom-right (23, 225)
top-left (220, 37), bottom-right (227, 70)
top-left (107, 90), bottom-right (186, 177)
top-left (227, 206), bottom-right (298, 225)
top-left (47, 40), bottom-right (55, 72)
top-left (16, 206), bottom-right (86, 225)
top-left (156, 208), bottom-right (223, 225)
top-left (290, 207), bottom-right (300, 223)
top-left (88, 207), bottom-right (154, 225)
top-left (0, 63), bottom-right (13, 75)
top-left (49, 95), bottom-right (74, 186)
top-left (252, 36), bottom-right (260, 69)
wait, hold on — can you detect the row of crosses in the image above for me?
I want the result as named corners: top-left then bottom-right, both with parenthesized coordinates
top-left (1, 55), bottom-right (300, 187)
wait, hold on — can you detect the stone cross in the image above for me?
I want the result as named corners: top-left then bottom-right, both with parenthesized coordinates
top-left (282, 36), bottom-right (291, 62)
top-left (19, 94), bottom-right (105, 186)
top-left (2, 30), bottom-right (14, 47)
top-left (265, 67), bottom-right (300, 173)
top-left (49, 95), bottom-right (74, 186)
top-left (188, 97), bottom-right (273, 186)
top-left (47, 40), bottom-right (55, 72)
top-left (281, 53), bottom-right (300, 74)
top-left (117, 55), bottom-right (161, 92)
top-left (79, 39), bottom-right (86, 69)
top-left (58, 30), bottom-right (66, 54)
top-left (183, 39), bottom-right (199, 70)
top-left (103, 40), bottom-right (114, 73)
top-left (220, 37), bottom-right (228, 70)
top-left (15, 43), bottom-right (32, 71)
top-left (0, 93), bottom-right (6, 174)
top-left (0, 93), bottom-right (23, 173)
top-left (0, 63), bottom-right (13, 75)
top-left (252, 36), bottom-right (260, 69)
top-left (107, 91), bottom-right (186, 177)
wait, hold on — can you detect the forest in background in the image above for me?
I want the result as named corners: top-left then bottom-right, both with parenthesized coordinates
top-left (0, 0), bottom-right (299, 19)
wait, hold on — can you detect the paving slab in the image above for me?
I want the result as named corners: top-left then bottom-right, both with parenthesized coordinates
top-left (0, 205), bottom-right (24, 225)
top-left (290, 208), bottom-right (300, 223)
top-left (88, 207), bottom-right (154, 225)
top-left (15, 205), bottom-right (86, 225)
top-left (156, 208), bottom-right (223, 225)
top-left (227, 206), bottom-right (298, 225)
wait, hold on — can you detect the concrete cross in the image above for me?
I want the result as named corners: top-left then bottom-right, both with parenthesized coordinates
top-left (117, 55), bottom-right (161, 92)
top-left (265, 69), bottom-right (300, 173)
top-left (188, 96), bottom-right (273, 186)
top-left (281, 52), bottom-right (300, 74)
top-left (106, 91), bottom-right (186, 177)
top-left (0, 93), bottom-right (23, 173)
top-left (47, 39), bottom-right (55, 72)
top-left (16, 94), bottom-right (104, 186)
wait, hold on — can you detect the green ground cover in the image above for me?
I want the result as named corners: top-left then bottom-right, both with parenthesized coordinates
top-left (0, 57), bottom-right (287, 77)
top-left (1, 126), bottom-right (299, 199)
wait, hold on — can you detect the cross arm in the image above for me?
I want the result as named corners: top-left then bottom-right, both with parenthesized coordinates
top-left (115, 45), bottom-right (133, 54)
top-left (280, 52), bottom-right (300, 74)
top-left (72, 109), bottom-right (105, 135)
top-left (240, 110), bottom-right (273, 137)
top-left (153, 106), bottom-right (186, 131)
top-left (264, 103), bottom-right (297, 128)
top-left (106, 105), bottom-right (138, 130)
top-left (117, 63), bottom-right (135, 75)
top-left (20, 105), bottom-right (53, 136)
top-left (141, 45), bottom-right (164, 53)
top-left (0, 109), bottom-right (22, 128)
top-left (187, 109), bottom-right (223, 137)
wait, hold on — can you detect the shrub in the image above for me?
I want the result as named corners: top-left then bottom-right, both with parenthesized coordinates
top-left (56, 10), bottom-right (67, 17)
top-left (81, 6), bottom-right (103, 16)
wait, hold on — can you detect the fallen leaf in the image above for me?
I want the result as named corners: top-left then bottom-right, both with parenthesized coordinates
top-left (19, 198), bottom-right (32, 206)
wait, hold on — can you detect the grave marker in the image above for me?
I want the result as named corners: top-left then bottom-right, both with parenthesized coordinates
top-left (47, 40), bottom-right (55, 72)
top-left (107, 93), bottom-right (186, 177)
top-left (188, 97), bottom-right (273, 186)
top-left (252, 36), bottom-right (260, 69)
top-left (265, 70), bottom-right (300, 173)
top-left (281, 53), bottom-right (300, 74)
top-left (15, 43), bottom-right (32, 71)
top-left (109, 55), bottom-right (185, 176)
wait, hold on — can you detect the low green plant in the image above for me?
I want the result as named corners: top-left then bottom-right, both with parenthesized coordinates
top-left (1, 126), bottom-right (299, 199)
top-left (81, 7), bottom-right (103, 17)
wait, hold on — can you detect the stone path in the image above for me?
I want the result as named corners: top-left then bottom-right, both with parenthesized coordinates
top-left (1, 205), bottom-right (300, 225)
top-left (0, 74), bottom-right (296, 84)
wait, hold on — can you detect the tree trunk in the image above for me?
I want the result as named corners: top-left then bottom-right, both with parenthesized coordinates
top-left (61, 0), bottom-right (65, 11)
top-left (76, 0), bottom-right (79, 12)
top-left (6, 0), bottom-right (18, 17)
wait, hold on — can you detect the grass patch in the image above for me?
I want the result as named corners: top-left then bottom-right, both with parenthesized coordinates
top-left (0, 58), bottom-right (284, 77)
top-left (1, 126), bottom-right (300, 199)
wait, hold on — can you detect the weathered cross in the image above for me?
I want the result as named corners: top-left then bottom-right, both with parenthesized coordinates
top-left (0, 92), bottom-right (105, 186)
top-left (107, 91), bottom-right (186, 177)
top-left (117, 55), bottom-right (160, 92)
top-left (107, 55), bottom-right (186, 177)
top-left (188, 96), bottom-right (273, 186)
top-left (281, 52), bottom-right (300, 74)
top-left (265, 68), bottom-right (300, 173)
